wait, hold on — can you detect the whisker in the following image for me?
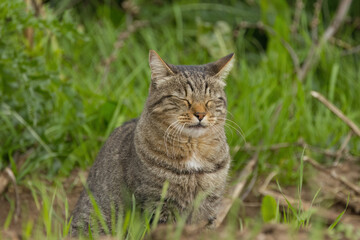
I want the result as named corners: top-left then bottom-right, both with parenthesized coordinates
top-left (224, 123), bottom-right (245, 143)
top-left (171, 124), bottom-right (183, 158)
top-left (226, 110), bottom-right (236, 119)
top-left (177, 123), bottom-right (186, 144)
top-left (170, 123), bottom-right (182, 157)
top-left (163, 121), bottom-right (180, 158)
top-left (224, 124), bottom-right (235, 141)
top-left (210, 124), bottom-right (226, 140)
top-left (225, 111), bottom-right (247, 139)
top-left (217, 117), bottom-right (245, 136)
top-left (175, 123), bottom-right (187, 157)
top-left (216, 117), bottom-right (246, 143)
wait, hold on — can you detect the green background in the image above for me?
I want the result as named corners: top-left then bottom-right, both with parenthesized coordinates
top-left (1, 0), bottom-right (359, 189)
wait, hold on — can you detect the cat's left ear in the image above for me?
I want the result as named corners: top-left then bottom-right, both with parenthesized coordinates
top-left (210, 53), bottom-right (235, 81)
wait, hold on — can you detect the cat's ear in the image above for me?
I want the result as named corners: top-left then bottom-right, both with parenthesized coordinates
top-left (149, 50), bottom-right (175, 83)
top-left (210, 53), bottom-right (235, 81)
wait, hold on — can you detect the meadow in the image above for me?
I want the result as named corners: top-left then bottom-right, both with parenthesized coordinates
top-left (0, 0), bottom-right (360, 239)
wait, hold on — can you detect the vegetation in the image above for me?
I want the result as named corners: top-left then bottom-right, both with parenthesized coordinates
top-left (0, 0), bottom-right (359, 239)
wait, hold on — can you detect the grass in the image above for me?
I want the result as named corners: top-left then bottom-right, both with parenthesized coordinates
top-left (1, 0), bottom-right (360, 239)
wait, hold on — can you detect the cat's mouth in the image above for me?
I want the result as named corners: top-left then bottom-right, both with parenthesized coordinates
top-left (188, 123), bottom-right (206, 129)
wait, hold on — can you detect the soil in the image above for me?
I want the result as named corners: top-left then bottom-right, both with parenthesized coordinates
top-left (1, 161), bottom-right (360, 239)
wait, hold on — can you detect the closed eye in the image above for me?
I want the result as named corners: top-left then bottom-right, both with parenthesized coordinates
top-left (171, 96), bottom-right (191, 108)
top-left (184, 99), bottom-right (191, 107)
top-left (205, 100), bottom-right (214, 108)
top-left (181, 98), bottom-right (191, 108)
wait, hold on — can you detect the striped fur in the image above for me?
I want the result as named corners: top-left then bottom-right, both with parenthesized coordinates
top-left (70, 51), bottom-right (235, 235)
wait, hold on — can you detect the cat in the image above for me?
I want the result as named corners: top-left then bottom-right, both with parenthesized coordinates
top-left (70, 50), bottom-right (235, 235)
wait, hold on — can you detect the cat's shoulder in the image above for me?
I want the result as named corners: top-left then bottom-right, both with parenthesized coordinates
top-left (105, 118), bottom-right (139, 143)
top-left (96, 118), bottom-right (138, 157)
top-left (120, 118), bottom-right (139, 129)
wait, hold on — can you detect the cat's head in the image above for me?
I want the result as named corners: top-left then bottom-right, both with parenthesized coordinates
top-left (146, 50), bottom-right (234, 138)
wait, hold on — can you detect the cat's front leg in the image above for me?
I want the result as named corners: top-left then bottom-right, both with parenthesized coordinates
top-left (197, 194), bottom-right (222, 228)
top-left (149, 201), bottom-right (177, 225)
top-left (157, 207), bottom-right (171, 224)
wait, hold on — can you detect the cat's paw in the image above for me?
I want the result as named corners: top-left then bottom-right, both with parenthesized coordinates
top-left (151, 211), bottom-right (171, 225)
top-left (206, 216), bottom-right (217, 229)
top-left (158, 214), bottom-right (169, 224)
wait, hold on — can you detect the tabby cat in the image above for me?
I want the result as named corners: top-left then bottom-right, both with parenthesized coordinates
top-left (70, 50), bottom-right (235, 235)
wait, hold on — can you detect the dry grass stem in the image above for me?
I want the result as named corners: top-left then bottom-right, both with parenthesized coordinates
top-left (240, 169), bottom-right (258, 200)
top-left (304, 156), bottom-right (360, 195)
top-left (101, 20), bottom-right (148, 87)
top-left (311, 91), bottom-right (360, 137)
top-left (260, 188), bottom-right (312, 211)
top-left (235, 142), bottom-right (294, 152)
top-left (291, 0), bottom-right (304, 35)
top-left (215, 151), bottom-right (258, 228)
top-left (332, 189), bottom-right (360, 213)
top-left (235, 21), bottom-right (300, 74)
top-left (258, 172), bottom-right (360, 227)
top-left (259, 171), bottom-right (278, 193)
top-left (308, 146), bottom-right (359, 162)
top-left (0, 173), bottom-right (9, 194)
top-left (334, 131), bottom-right (353, 165)
top-left (342, 45), bottom-right (360, 56)
top-left (4, 168), bottom-right (21, 222)
top-left (311, 0), bottom-right (323, 42)
top-left (259, 188), bottom-right (353, 225)
top-left (0, 149), bottom-right (33, 195)
top-left (298, 0), bottom-right (353, 81)
top-left (330, 37), bottom-right (353, 50)
top-left (236, 141), bottom-right (360, 162)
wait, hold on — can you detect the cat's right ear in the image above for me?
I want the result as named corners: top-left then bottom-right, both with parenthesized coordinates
top-left (149, 50), bottom-right (175, 84)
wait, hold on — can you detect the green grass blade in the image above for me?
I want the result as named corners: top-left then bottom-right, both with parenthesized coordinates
top-left (1, 103), bottom-right (54, 155)
top-left (3, 197), bottom-right (15, 230)
top-left (298, 147), bottom-right (306, 216)
top-left (328, 194), bottom-right (350, 230)
top-left (151, 181), bottom-right (169, 229)
top-left (87, 191), bottom-right (110, 235)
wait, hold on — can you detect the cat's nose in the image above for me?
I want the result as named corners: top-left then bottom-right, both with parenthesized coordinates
top-left (194, 112), bottom-right (206, 121)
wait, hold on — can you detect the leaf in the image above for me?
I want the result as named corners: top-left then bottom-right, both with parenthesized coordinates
top-left (261, 195), bottom-right (278, 222)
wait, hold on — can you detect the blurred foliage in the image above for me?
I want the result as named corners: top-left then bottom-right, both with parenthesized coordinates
top-left (0, 0), bottom-right (359, 184)
top-left (0, 0), bottom-right (86, 177)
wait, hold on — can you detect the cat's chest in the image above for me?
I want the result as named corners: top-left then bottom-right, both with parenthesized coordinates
top-left (185, 153), bottom-right (204, 171)
top-left (183, 140), bottom-right (218, 171)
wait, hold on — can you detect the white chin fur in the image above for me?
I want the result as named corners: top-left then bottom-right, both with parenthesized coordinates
top-left (181, 127), bottom-right (208, 138)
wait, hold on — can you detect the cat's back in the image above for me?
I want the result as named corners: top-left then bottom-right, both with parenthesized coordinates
top-left (89, 118), bottom-right (138, 183)
top-left (95, 118), bottom-right (138, 163)
top-left (81, 117), bottom-right (139, 192)
top-left (71, 118), bottom-right (138, 234)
